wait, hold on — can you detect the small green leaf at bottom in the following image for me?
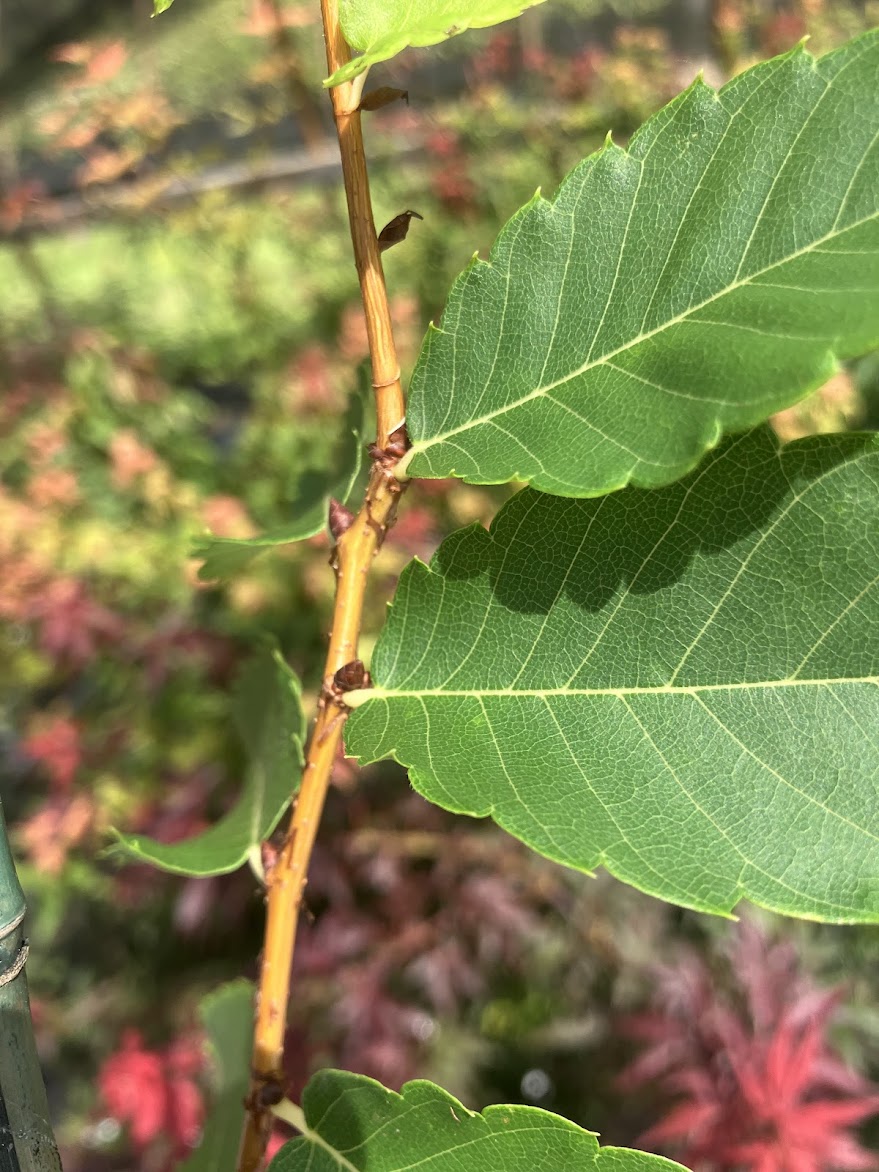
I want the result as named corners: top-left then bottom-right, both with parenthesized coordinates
top-left (269, 1070), bottom-right (685, 1172)
top-left (179, 981), bottom-right (254, 1172)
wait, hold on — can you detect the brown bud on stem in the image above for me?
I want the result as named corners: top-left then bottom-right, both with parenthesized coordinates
top-left (385, 423), bottom-right (410, 460)
top-left (377, 210), bottom-right (423, 253)
top-left (368, 423), bottom-right (410, 469)
top-left (359, 86), bottom-right (409, 111)
top-left (333, 659), bottom-right (370, 693)
top-left (328, 497), bottom-right (356, 541)
top-left (256, 1081), bottom-right (285, 1109)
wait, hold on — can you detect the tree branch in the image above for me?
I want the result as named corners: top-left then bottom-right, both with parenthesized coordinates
top-left (321, 0), bottom-right (406, 448)
top-left (235, 3), bottom-right (409, 1168)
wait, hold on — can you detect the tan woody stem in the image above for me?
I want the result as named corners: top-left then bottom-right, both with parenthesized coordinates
top-left (235, 3), bottom-right (408, 1169)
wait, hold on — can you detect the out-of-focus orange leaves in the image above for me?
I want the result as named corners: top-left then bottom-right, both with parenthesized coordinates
top-left (17, 793), bottom-right (96, 874)
top-left (77, 146), bottom-right (140, 187)
top-left (26, 422), bottom-right (68, 466)
top-left (0, 180), bottom-right (47, 232)
top-left (85, 39), bottom-right (128, 85)
top-left (50, 41), bottom-right (91, 66)
top-left (52, 39), bottom-right (128, 87)
top-left (55, 119), bottom-right (102, 152)
top-left (27, 468), bottom-right (81, 509)
top-left (109, 429), bottom-right (161, 490)
top-left (201, 494), bottom-right (256, 539)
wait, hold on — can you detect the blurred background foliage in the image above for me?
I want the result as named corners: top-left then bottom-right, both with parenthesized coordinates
top-left (0, 0), bottom-right (878, 1168)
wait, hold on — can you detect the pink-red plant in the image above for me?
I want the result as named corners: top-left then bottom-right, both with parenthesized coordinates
top-left (99, 1029), bottom-right (204, 1166)
top-left (22, 715), bottom-right (82, 790)
top-left (619, 921), bottom-right (879, 1171)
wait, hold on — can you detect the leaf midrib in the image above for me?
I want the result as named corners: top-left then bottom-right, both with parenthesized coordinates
top-left (358, 677), bottom-right (876, 704)
top-left (353, 680), bottom-right (879, 848)
top-left (402, 208), bottom-right (877, 464)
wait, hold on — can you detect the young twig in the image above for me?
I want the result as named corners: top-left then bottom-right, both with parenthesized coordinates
top-left (236, 3), bottom-right (409, 1168)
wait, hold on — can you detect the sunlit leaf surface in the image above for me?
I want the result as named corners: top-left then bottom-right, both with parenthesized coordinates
top-left (401, 32), bottom-right (879, 497)
top-left (349, 430), bottom-right (879, 922)
top-left (326, 0), bottom-right (548, 86)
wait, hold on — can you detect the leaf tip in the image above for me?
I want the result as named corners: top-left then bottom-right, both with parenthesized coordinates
top-left (782, 34), bottom-right (814, 68)
top-left (685, 70), bottom-right (715, 101)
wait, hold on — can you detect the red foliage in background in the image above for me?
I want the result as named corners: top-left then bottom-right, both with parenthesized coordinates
top-left (619, 921), bottom-right (879, 1171)
top-left (427, 129), bottom-right (477, 216)
top-left (99, 1029), bottom-right (204, 1164)
top-left (0, 179), bottom-right (47, 232)
top-left (30, 577), bottom-right (125, 669)
top-left (22, 715), bottom-right (82, 790)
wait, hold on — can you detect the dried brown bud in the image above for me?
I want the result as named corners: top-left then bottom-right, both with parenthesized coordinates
top-left (328, 497), bottom-right (355, 541)
top-left (368, 424), bottom-right (410, 469)
top-left (378, 209), bottom-right (423, 253)
top-left (385, 423), bottom-right (410, 460)
top-left (256, 1079), bottom-right (285, 1108)
top-left (359, 86), bottom-right (409, 111)
top-left (333, 659), bottom-right (370, 693)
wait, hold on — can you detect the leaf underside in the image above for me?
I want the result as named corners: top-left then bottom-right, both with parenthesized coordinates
top-left (193, 387), bottom-right (366, 581)
top-left (269, 1070), bottom-right (685, 1171)
top-left (326, 0), bottom-right (548, 86)
top-left (348, 430), bottom-right (879, 923)
top-left (401, 30), bottom-right (879, 498)
top-left (110, 646), bottom-right (304, 876)
top-left (179, 981), bottom-right (254, 1172)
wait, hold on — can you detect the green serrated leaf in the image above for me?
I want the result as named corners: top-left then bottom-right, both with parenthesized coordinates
top-left (326, 0), bottom-right (548, 87)
top-left (348, 429), bottom-right (879, 923)
top-left (269, 1070), bottom-right (684, 1171)
top-left (194, 386), bottom-right (367, 581)
top-left (399, 31), bottom-right (879, 498)
top-left (152, 0), bottom-right (175, 13)
top-left (110, 646), bottom-right (304, 876)
top-left (179, 981), bottom-right (254, 1172)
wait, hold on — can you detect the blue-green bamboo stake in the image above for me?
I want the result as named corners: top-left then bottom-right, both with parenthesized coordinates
top-left (0, 799), bottom-right (61, 1171)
